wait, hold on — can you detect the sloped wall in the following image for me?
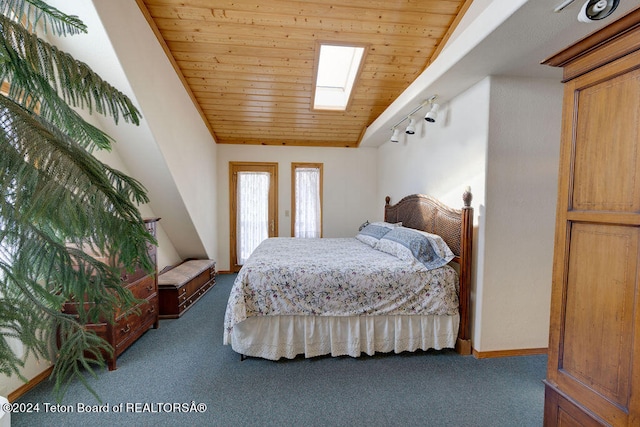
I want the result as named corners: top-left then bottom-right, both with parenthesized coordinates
top-left (92, 0), bottom-right (219, 264)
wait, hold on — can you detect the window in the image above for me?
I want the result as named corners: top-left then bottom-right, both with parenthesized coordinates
top-left (292, 163), bottom-right (323, 238)
top-left (312, 43), bottom-right (365, 111)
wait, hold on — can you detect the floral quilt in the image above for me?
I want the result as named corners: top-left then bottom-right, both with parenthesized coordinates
top-left (223, 237), bottom-right (459, 342)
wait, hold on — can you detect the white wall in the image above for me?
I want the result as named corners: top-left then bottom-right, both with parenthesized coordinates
top-left (0, 345), bottom-right (44, 399)
top-left (378, 78), bottom-right (490, 350)
top-left (479, 76), bottom-right (562, 351)
top-left (216, 145), bottom-right (378, 271)
top-left (377, 76), bottom-right (562, 352)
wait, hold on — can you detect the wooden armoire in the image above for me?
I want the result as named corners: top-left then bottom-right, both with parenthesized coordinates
top-left (542, 9), bottom-right (640, 427)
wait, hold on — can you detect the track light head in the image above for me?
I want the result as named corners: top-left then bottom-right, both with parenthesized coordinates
top-left (424, 103), bottom-right (440, 123)
top-left (390, 128), bottom-right (401, 143)
top-left (405, 117), bottom-right (416, 134)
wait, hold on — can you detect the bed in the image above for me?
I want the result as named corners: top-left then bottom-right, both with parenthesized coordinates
top-left (223, 190), bottom-right (473, 360)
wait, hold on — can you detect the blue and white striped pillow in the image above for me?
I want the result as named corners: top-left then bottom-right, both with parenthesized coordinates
top-left (355, 221), bottom-right (400, 247)
top-left (375, 226), bottom-right (454, 270)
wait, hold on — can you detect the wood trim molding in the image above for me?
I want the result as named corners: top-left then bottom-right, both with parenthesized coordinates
top-left (472, 347), bottom-right (548, 359)
top-left (8, 366), bottom-right (53, 403)
top-left (426, 0), bottom-right (475, 68)
top-left (134, 0), bottom-right (218, 141)
top-left (455, 338), bottom-right (472, 356)
top-left (542, 7), bottom-right (640, 81)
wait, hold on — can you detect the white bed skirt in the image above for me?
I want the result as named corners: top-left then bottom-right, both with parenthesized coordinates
top-left (228, 314), bottom-right (459, 360)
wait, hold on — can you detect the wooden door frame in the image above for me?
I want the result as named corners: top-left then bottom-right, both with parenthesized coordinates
top-left (229, 162), bottom-right (278, 272)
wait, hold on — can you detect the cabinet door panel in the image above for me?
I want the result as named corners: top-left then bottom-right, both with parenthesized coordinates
top-left (559, 223), bottom-right (637, 410)
top-left (572, 69), bottom-right (640, 212)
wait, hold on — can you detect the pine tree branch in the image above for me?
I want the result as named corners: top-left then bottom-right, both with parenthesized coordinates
top-left (0, 0), bottom-right (86, 36)
top-left (0, 61), bottom-right (115, 152)
top-left (52, 319), bottom-right (112, 402)
top-left (0, 14), bottom-right (141, 127)
top-left (0, 95), bottom-right (153, 262)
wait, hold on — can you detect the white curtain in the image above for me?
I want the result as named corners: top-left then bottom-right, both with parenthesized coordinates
top-left (237, 172), bottom-right (270, 265)
top-left (294, 168), bottom-right (321, 238)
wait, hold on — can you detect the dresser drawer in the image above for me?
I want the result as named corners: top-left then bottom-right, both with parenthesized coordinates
top-left (119, 265), bottom-right (147, 286)
top-left (113, 275), bottom-right (156, 318)
top-left (187, 279), bottom-right (213, 304)
top-left (127, 275), bottom-right (157, 301)
top-left (178, 279), bottom-right (214, 313)
top-left (114, 295), bottom-right (158, 348)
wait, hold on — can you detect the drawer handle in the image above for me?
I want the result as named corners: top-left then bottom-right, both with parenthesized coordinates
top-left (148, 306), bottom-right (155, 313)
top-left (121, 324), bottom-right (131, 334)
top-left (121, 274), bottom-right (128, 282)
top-left (146, 285), bottom-right (154, 291)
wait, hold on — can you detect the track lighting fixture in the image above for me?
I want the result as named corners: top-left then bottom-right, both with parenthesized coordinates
top-left (553, 0), bottom-right (576, 12)
top-left (390, 127), bottom-right (401, 143)
top-left (405, 117), bottom-right (416, 134)
top-left (424, 102), bottom-right (439, 123)
top-left (388, 95), bottom-right (439, 143)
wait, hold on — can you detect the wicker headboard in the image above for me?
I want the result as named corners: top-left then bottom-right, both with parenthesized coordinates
top-left (384, 190), bottom-right (474, 354)
top-left (384, 194), bottom-right (465, 258)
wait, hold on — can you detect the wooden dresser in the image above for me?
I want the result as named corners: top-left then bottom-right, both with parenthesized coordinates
top-left (62, 218), bottom-right (160, 370)
top-left (542, 10), bottom-right (640, 426)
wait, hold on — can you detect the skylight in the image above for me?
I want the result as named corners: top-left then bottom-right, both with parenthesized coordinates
top-left (313, 44), bottom-right (365, 111)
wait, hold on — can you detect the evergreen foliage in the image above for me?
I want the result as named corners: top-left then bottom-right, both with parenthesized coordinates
top-left (0, 0), bottom-right (154, 400)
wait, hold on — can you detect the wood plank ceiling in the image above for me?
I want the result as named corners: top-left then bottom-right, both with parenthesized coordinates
top-left (136, 0), bottom-right (472, 147)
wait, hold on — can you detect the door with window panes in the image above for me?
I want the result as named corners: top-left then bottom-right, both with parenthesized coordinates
top-left (229, 162), bottom-right (278, 272)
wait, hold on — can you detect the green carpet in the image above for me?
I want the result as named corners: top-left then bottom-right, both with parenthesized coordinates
top-left (13, 273), bottom-right (546, 426)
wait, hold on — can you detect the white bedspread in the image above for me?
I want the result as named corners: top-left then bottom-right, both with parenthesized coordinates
top-left (223, 237), bottom-right (459, 345)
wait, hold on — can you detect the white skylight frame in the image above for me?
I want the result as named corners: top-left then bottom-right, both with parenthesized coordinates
top-left (313, 43), bottom-right (366, 111)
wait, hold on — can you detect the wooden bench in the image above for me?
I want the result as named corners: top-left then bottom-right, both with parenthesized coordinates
top-left (158, 259), bottom-right (216, 319)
